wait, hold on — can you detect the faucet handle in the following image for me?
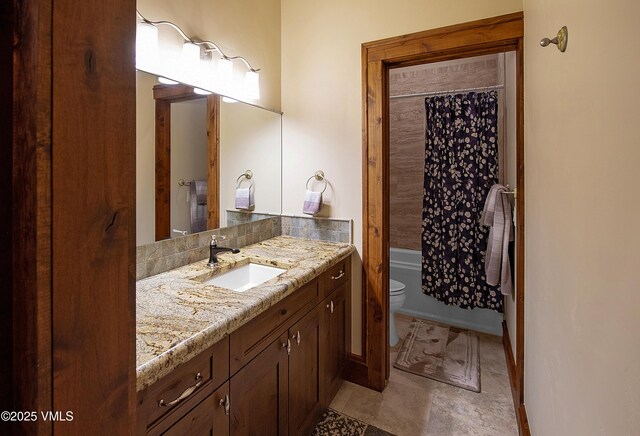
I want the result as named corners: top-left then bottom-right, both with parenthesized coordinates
top-left (210, 235), bottom-right (226, 247)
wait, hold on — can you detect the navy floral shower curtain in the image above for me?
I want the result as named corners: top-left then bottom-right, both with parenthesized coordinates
top-left (421, 91), bottom-right (503, 312)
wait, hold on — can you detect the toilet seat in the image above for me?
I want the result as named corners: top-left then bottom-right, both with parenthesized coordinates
top-left (389, 279), bottom-right (406, 347)
top-left (389, 279), bottom-right (406, 293)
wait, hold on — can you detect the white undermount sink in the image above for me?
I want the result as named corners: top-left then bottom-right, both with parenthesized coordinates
top-left (202, 263), bottom-right (286, 292)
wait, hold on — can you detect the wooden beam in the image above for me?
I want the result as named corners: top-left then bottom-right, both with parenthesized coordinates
top-left (155, 99), bottom-right (171, 241)
top-left (207, 94), bottom-right (221, 230)
top-left (11, 0), bottom-right (53, 433)
top-left (51, 0), bottom-right (136, 432)
top-left (153, 83), bottom-right (204, 103)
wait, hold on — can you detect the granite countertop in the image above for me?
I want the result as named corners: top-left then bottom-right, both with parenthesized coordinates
top-left (136, 235), bottom-right (354, 392)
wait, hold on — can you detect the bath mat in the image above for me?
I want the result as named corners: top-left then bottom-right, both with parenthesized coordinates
top-left (311, 409), bottom-right (396, 436)
top-left (393, 318), bottom-right (480, 392)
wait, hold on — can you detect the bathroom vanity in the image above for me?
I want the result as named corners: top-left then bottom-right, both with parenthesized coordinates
top-left (135, 236), bottom-right (353, 435)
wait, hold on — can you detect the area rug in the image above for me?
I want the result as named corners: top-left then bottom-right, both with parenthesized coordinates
top-left (393, 318), bottom-right (481, 392)
top-left (311, 409), bottom-right (396, 436)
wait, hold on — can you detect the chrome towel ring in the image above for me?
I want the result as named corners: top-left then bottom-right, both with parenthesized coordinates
top-left (306, 170), bottom-right (327, 194)
top-left (236, 170), bottom-right (254, 190)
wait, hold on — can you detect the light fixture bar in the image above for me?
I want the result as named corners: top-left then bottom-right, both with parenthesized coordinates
top-left (136, 10), bottom-right (260, 73)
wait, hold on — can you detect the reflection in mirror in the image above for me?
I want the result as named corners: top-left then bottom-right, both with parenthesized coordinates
top-left (136, 71), bottom-right (282, 246)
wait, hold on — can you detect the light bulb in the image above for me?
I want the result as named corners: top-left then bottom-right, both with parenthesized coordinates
top-left (136, 22), bottom-right (158, 68)
top-left (182, 42), bottom-right (201, 67)
top-left (158, 77), bottom-right (179, 85)
top-left (245, 70), bottom-right (260, 100)
top-left (218, 58), bottom-right (233, 85)
top-left (193, 87), bottom-right (212, 95)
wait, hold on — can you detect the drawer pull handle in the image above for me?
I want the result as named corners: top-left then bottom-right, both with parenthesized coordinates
top-left (292, 330), bottom-right (301, 346)
top-left (283, 339), bottom-right (291, 355)
top-left (326, 300), bottom-right (334, 314)
top-left (331, 271), bottom-right (345, 280)
top-left (158, 373), bottom-right (204, 408)
top-left (219, 394), bottom-right (230, 415)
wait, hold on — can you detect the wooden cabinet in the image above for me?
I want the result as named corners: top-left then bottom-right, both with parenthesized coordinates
top-left (322, 283), bottom-right (347, 405)
top-left (161, 382), bottom-right (230, 436)
top-left (138, 254), bottom-right (351, 435)
top-left (230, 333), bottom-right (289, 436)
top-left (288, 306), bottom-right (323, 436)
top-left (138, 337), bottom-right (229, 436)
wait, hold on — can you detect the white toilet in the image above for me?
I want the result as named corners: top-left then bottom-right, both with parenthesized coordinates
top-left (389, 279), bottom-right (407, 346)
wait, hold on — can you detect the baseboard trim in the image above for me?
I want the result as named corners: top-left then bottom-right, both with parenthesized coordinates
top-left (343, 353), bottom-right (370, 388)
top-left (503, 321), bottom-right (531, 436)
top-left (518, 404), bottom-right (531, 436)
top-left (502, 321), bottom-right (519, 410)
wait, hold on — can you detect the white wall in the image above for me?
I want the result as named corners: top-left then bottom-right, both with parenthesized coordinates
top-left (219, 101), bottom-right (282, 225)
top-left (281, 0), bottom-right (523, 355)
top-left (524, 0), bottom-right (640, 434)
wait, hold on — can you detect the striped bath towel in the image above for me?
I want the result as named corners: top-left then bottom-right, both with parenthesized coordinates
top-left (189, 180), bottom-right (207, 233)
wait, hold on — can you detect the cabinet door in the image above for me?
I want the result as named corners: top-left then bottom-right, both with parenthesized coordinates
top-left (288, 305), bottom-right (323, 436)
top-left (230, 333), bottom-right (289, 436)
top-left (161, 382), bottom-right (229, 436)
top-left (325, 284), bottom-right (347, 404)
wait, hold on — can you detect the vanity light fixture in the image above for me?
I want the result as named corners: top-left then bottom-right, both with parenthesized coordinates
top-left (136, 10), bottom-right (261, 101)
top-left (245, 70), bottom-right (260, 100)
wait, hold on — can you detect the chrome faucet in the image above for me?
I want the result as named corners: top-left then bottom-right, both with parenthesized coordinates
top-left (207, 235), bottom-right (240, 268)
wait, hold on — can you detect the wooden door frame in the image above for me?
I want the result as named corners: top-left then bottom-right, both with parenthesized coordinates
top-left (153, 84), bottom-right (221, 240)
top-left (9, 0), bottom-right (137, 433)
top-left (359, 12), bottom-right (526, 410)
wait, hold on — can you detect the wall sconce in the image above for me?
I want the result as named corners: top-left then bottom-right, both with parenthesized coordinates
top-left (136, 10), bottom-right (261, 102)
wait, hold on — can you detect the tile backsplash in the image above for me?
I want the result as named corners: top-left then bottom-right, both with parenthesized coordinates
top-left (280, 215), bottom-right (351, 243)
top-left (136, 214), bottom-right (352, 280)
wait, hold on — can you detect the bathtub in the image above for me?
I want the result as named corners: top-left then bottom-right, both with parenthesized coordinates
top-left (390, 247), bottom-right (503, 336)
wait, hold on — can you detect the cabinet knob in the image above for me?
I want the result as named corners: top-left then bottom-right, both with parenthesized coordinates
top-left (282, 339), bottom-right (291, 355)
top-left (219, 394), bottom-right (230, 415)
top-left (292, 330), bottom-right (301, 345)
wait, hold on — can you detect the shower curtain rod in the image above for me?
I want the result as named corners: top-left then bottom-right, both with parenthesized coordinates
top-left (389, 84), bottom-right (504, 100)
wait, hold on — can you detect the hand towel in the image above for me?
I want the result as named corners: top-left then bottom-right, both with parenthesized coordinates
top-left (303, 190), bottom-right (322, 215)
top-left (481, 183), bottom-right (513, 295)
top-left (235, 187), bottom-right (254, 210)
top-left (189, 180), bottom-right (207, 233)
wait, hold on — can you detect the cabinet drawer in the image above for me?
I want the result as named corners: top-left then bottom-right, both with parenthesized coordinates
top-left (160, 382), bottom-right (229, 436)
top-left (230, 280), bottom-right (319, 374)
top-left (322, 256), bottom-right (350, 298)
top-left (141, 336), bottom-right (229, 431)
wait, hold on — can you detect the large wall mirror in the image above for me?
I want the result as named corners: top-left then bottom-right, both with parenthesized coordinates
top-left (136, 70), bottom-right (282, 245)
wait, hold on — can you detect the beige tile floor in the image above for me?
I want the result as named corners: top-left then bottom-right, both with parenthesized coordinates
top-left (330, 314), bottom-right (518, 436)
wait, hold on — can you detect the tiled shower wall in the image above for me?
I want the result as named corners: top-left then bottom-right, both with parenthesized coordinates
top-left (136, 214), bottom-right (352, 280)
